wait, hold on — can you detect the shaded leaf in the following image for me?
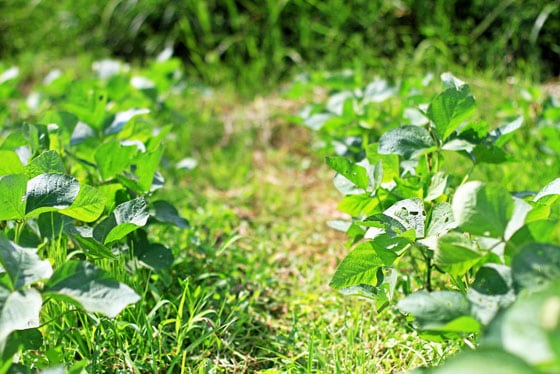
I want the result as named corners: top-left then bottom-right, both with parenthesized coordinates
top-left (0, 287), bottom-right (42, 342)
top-left (45, 261), bottom-right (140, 318)
top-left (25, 150), bottom-right (65, 178)
top-left (397, 290), bottom-right (471, 329)
top-left (0, 234), bottom-right (53, 289)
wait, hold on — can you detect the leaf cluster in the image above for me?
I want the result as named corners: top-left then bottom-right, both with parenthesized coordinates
top-left (317, 73), bottom-right (560, 371)
top-left (0, 58), bottom-right (190, 367)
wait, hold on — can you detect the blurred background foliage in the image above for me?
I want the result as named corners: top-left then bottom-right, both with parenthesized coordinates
top-left (1, 0), bottom-right (559, 91)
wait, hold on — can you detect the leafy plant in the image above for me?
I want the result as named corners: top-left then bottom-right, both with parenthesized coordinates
top-left (0, 59), bottom-right (190, 369)
top-left (320, 73), bottom-right (560, 371)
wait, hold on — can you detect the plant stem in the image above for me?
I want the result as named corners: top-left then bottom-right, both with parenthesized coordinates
top-left (426, 257), bottom-right (433, 292)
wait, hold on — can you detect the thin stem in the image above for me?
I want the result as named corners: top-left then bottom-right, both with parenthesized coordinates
top-left (14, 220), bottom-right (24, 244)
top-left (426, 257), bottom-right (433, 292)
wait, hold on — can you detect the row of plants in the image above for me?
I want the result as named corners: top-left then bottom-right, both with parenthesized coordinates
top-left (297, 73), bottom-right (560, 372)
top-left (0, 58), bottom-right (193, 371)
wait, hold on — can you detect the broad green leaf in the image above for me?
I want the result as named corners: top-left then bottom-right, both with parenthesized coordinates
top-left (93, 198), bottom-right (149, 244)
top-left (61, 83), bottom-right (107, 129)
top-left (397, 290), bottom-right (471, 329)
top-left (0, 151), bottom-right (24, 176)
top-left (330, 238), bottom-right (400, 289)
top-left (326, 156), bottom-right (369, 190)
top-left (94, 141), bottom-right (138, 181)
top-left (151, 200), bottom-right (190, 228)
top-left (0, 286), bottom-right (42, 342)
top-left (483, 280), bottom-right (560, 368)
top-left (435, 232), bottom-right (484, 276)
top-left (512, 243), bottom-right (560, 292)
top-left (0, 174), bottom-right (27, 220)
top-left (45, 261), bottom-right (140, 318)
top-left (384, 198), bottom-right (426, 238)
top-left (468, 264), bottom-right (516, 325)
top-left (378, 126), bottom-right (435, 159)
top-left (472, 143), bottom-right (509, 164)
top-left (0, 234), bottom-right (53, 289)
top-left (432, 347), bottom-right (536, 374)
top-left (427, 84), bottom-right (475, 141)
top-left (426, 202), bottom-right (456, 237)
top-left (337, 194), bottom-right (379, 216)
top-left (25, 174), bottom-right (80, 217)
top-left (60, 184), bottom-right (106, 222)
top-left (25, 150), bottom-right (65, 178)
top-left (452, 181), bottom-right (514, 238)
top-left (2, 328), bottom-right (42, 361)
top-left (135, 243), bottom-right (174, 271)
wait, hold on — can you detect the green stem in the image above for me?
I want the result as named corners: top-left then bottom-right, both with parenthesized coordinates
top-left (14, 220), bottom-right (24, 244)
top-left (426, 256), bottom-right (433, 292)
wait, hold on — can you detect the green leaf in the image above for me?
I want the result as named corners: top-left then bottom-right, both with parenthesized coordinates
top-left (0, 286), bottom-right (42, 342)
top-left (94, 141), bottom-right (138, 181)
top-left (62, 83), bottom-right (107, 129)
top-left (0, 234), bottom-right (53, 289)
top-left (151, 200), bottom-right (190, 228)
top-left (25, 150), bottom-right (65, 178)
top-left (467, 264), bottom-right (516, 325)
top-left (472, 143), bottom-right (509, 164)
top-left (432, 347), bottom-right (537, 374)
top-left (426, 202), bottom-right (456, 237)
top-left (435, 232), bottom-right (484, 276)
top-left (384, 198), bottom-right (426, 238)
top-left (60, 184), bottom-right (106, 222)
top-left (534, 178), bottom-right (560, 202)
top-left (25, 173), bottom-right (80, 216)
top-left (134, 147), bottom-right (164, 192)
top-left (425, 172), bottom-right (448, 201)
top-left (0, 150), bottom-right (24, 176)
top-left (65, 225), bottom-right (115, 259)
top-left (326, 156), bottom-right (369, 190)
top-left (2, 328), bottom-right (43, 361)
top-left (483, 279), bottom-right (560, 369)
top-left (512, 243), bottom-right (560, 292)
top-left (0, 174), bottom-right (27, 220)
top-left (93, 198), bottom-right (149, 244)
top-left (452, 181), bottom-right (514, 238)
top-left (330, 238), bottom-right (400, 289)
top-left (366, 144), bottom-right (399, 183)
top-left (337, 194), bottom-right (379, 216)
top-left (45, 261), bottom-right (140, 318)
top-left (397, 290), bottom-right (471, 330)
top-left (135, 243), bottom-right (174, 271)
top-left (427, 84), bottom-right (475, 141)
top-left (378, 126), bottom-right (435, 159)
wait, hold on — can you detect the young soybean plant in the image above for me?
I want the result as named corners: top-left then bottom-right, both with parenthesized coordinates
top-left (0, 75), bottom-right (189, 366)
top-left (327, 74), bottom-right (560, 371)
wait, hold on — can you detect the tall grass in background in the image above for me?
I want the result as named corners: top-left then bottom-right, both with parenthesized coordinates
top-left (1, 0), bottom-right (559, 91)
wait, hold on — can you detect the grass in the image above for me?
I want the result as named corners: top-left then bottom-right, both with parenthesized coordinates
top-left (10, 62), bottom-right (555, 372)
